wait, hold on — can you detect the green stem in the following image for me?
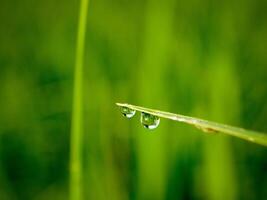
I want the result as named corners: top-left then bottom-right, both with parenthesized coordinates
top-left (70, 0), bottom-right (89, 200)
top-left (116, 103), bottom-right (267, 147)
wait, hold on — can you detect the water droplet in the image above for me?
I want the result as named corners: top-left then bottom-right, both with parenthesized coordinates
top-left (119, 106), bottom-right (136, 118)
top-left (141, 112), bottom-right (160, 130)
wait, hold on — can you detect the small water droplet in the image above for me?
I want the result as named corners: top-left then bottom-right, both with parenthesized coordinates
top-left (141, 112), bottom-right (160, 130)
top-left (119, 106), bottom-right (136, 118)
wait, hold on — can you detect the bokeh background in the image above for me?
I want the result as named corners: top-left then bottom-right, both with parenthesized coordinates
top-left (1, 0), bottom-right (267, 199)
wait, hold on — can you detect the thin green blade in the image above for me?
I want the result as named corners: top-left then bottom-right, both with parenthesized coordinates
top-left (116, 103), bottom-right (267, 147)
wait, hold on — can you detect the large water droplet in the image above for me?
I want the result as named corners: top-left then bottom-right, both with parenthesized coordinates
top-left (141, 112), bottom-right (160, 130)
top-left (120, 106), bottom-right (136, 118)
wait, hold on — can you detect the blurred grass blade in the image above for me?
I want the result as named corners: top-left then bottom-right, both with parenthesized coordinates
top-left (70, 0), bottom-right (89, 200)
top-left (116, 103), bottom-right (267, 147)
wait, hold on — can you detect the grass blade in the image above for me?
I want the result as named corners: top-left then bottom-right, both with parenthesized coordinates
top-left (116, 103), bottom-right (267, 147)
top-left (70, 0), bottom-right (89, 200)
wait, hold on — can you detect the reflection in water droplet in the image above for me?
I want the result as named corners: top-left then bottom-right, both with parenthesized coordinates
top-left (141, 112), bottom-right (160, 130)
top-left (120, 106), bottom-right (136, 118)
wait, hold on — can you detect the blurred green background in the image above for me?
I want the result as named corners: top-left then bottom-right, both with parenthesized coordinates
top-left (1, 0), bottom-right (267, 199)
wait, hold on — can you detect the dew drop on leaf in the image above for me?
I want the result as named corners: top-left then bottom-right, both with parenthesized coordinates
top-left (141, 112), bottom-right (160, 130)
top-left (119, 106), bottom-right (136, 118)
